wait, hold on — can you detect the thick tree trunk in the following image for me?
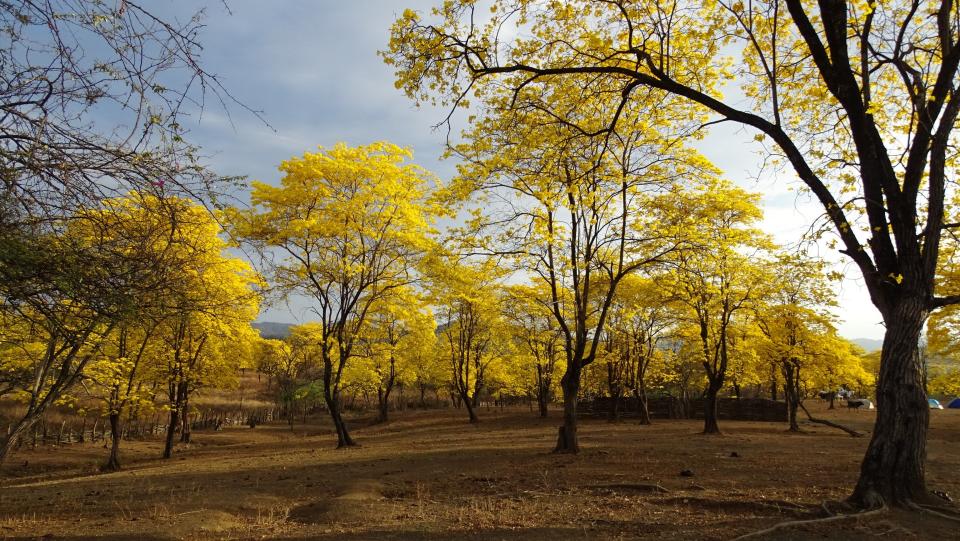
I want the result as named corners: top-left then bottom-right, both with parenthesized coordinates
top-left (850, 300), bottom-right (929, 508)
top-left (703, 380), bottom-right (722, 435)
top-left (104, 412), bottom-right (122, 471)
top-left (554, 366), bottom-right (581, 453)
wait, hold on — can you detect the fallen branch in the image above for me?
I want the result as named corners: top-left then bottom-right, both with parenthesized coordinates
top-left (799, 403), bottom-right (862, 437)
top-left (731, 506), bottom-right (886, 541)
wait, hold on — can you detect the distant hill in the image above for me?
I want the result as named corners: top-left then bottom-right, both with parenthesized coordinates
top-left (252, 321), bottom-right (293, 339)
top-left (852, 338), bottom-right (883, 352)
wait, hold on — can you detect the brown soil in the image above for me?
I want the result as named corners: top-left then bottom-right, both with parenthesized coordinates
top-left (1, 403), bottom-right (958, 540)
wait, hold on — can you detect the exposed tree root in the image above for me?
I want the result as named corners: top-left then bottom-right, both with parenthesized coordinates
top-left (919, 503), bottom-right (960, 516)
top-left (730, 506), bottom-right (886, 541)
top-left (655, 496), bottom-right (810, 516)
top-left (872, 520), bottom-right (912, 537)
top-left (907, 501), bottom-right (960, 522)
top-left (799, 403), bottom-right (862, 437)
top-left (821, 500), bottom-right (846, 516)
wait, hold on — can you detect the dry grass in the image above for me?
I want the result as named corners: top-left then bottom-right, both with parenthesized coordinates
top-left (0, 403), bottom-right (958, 540)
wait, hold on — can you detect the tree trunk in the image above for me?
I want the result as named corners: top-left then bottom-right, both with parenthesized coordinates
top-left (634, 389), bottom-right (651, 425)
top-left (0, 416), bottom-right (40, 464)
top-left (554, 366), bottom-right (581, 453)
top-left (324, 390), bottom-right (357, 448)
top-left (607, 363), bottom-right (621, 423)
top-left (788, 394), bottom-right (799, 432)
top-left (377, 387), bottom-right (390, 423)
top-left (286, 399), bottom-right (296, 430)
top-left (461, 389), bottom-right (479, 423)
top-left (769, 364), bottom-right (778, 401)
top-left (104, 412), bottom-right (122, 471)
top-left (179, 397), bottom-right (191, 444)
top-left (850, 300), bottom-right (929, 508)
top-left (610, 394), bottom-right (621, 422)
top-left (703, 380), bottom-right (722, 435)
top-left (536, 364), bottom-right (549, 418)
top-left (784, 363), bottom-right (800, 432)
top-left (472, 387), bottom-right (481, 409)
top-left (377, 357), bottom-right (396, 423)
top-left (163, 407), bottom-right (178, 459)
top-left (163, 381), bottom-right (188, 457)
top-left (636, 374), bottom-right (651, 425)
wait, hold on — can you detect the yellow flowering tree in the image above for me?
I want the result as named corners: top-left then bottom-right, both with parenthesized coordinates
top-left (356, 286), bottom-right (435, 422)
top-left (602, 274), bottom-right (679, 424)
top-left (431, 69), bottom-right (710, 451)
top-left (230, 142), bottom-right (441, 447)
top-left (427, 255), bottom-right (507, 424)
top-left (663, 181), bottom-right (772, 434)
top-left (386, 0), bottom-right (960, 508)
top-left (502, 283), bottom-right (566, 418)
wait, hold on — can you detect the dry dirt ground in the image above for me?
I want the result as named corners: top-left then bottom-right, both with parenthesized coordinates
top-left (1, 403), bottom-right (958, 540)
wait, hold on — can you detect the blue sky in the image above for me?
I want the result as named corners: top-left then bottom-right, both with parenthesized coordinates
top-left (173, 1), bottom-right (454, 187)
top-left (166, 1), bottom-right (884, 340)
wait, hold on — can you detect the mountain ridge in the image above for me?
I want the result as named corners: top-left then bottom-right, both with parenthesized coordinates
top-left (851, 338), bottom-right (883, 352)
top-left (252, 321), bottom-right (293, 339)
